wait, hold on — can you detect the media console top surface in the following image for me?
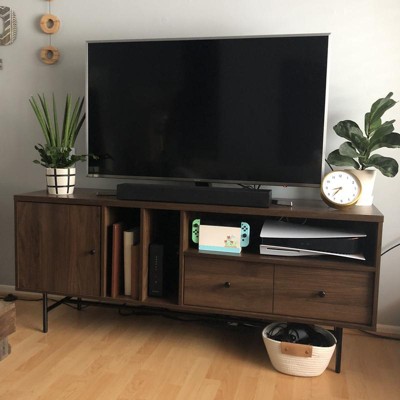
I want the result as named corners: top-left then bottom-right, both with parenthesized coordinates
top-left (14, 188), bottom-right (384, 223)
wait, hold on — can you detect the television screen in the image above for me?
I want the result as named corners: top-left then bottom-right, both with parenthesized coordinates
top-left (87, 35), bottom-right (329, 186)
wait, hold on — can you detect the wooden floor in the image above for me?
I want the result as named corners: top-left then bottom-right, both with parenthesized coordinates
top-left (0, 300), bottom-right (399, 400)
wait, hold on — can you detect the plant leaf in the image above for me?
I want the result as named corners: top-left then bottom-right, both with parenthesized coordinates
top-left (349, 132), bottom-right (369, 154)
top-left (37, 94), bottom-right (56, 146)
top-left (72, 114), bottom-right (86, 145)
top-left (68, 97), bottom-right (81, 147)
top-left (370, 132), bottom-right (400, 152)
top-left (61, 94), bottom-right (72, 147)
top-left (29, 97), bottom-right (52, 146)
top-left (364, 154), bottom-right (399, 177)
top-left (326, 149), bottom-right (360, 169)
top-left (31, 93), bottom-right (89, 167)
top-left (368, 92), bottom-right (396, 129)
top-left (369, 120), bottom-right (395, 145)
top-left (365, 112), bottom-right (382, 137)
top-left (333, 120), bottom-right (364, 141)
top-left (338, 142), bottom-right (359, 158)
top-left (67, 97), bottom-right (86, 147)
top-left (34, 142), bottom-right (94, 168)
top-left (52, 93), bottom-right (60, 147)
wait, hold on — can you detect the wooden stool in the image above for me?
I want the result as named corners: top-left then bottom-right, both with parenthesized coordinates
top-left (0, 301), bottom-right (16, 361)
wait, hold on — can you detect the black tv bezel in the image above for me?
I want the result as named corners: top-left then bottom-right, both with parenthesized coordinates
top-left (86, 34), bottom-right (330, 188)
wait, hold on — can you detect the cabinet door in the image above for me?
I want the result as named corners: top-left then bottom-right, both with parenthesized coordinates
top-left (16, 202), bottom-right (101, 297)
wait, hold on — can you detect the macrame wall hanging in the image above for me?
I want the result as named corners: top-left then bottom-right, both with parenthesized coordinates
top-left (0, 6), bottom-right (17, 46)
top-left (40, 0), bottom-right (60, 65)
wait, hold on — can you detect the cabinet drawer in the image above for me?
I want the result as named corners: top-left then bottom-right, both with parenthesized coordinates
top-left (184, 256), bottom-right (273, 314)
top-left (274, 266), bottom-right (374, 325)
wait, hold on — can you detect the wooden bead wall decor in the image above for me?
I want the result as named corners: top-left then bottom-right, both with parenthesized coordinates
top-left (40, 13), bottom-right (60, 34)
top-left (0, 6), bottom-right (17, 45)
top-left (39, 0), bottom-right (61, 65)
top-left (40, 45), bottom-right (60, 65)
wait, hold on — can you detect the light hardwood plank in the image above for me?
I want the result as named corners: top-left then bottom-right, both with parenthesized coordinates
top-left (0, 300), bottom-right (399, 400)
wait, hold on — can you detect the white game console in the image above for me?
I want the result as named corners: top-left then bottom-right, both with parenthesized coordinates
top-left (259, 220), bottom-right (366, 260)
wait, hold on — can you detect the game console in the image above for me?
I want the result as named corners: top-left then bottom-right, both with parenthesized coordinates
top-left (259, 220), bottom-right (366, 260)
top-left (192, 219), bottom-right (250, 253)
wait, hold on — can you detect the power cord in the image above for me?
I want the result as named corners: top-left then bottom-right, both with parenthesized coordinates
top-left (3, 293), bottom-right (18, 302)
top-left (1, 293), bottom-right (43, 302)
top-left (381, 242), bottom-right (400, 256)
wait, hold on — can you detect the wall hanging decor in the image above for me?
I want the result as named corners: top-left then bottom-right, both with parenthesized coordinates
top-left (0, 6), bottom-right (17, 46)
top-left (39, 0), bottom-right (60, 65)
top-left (40, 13), bottom-right (60, 34)
top-left (40, 45), bottom-right (60, 65)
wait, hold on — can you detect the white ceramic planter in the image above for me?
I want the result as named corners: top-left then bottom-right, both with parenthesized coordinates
top-left (46, 167), bottom-right (76, 195)
top-left (351, 169), bottom-right (377, 206)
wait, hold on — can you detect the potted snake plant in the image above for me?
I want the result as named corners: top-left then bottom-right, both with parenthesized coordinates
top-left (326, 92), bottom-right (400, 205)
top-left (30, 93), bottom-right (91, 195)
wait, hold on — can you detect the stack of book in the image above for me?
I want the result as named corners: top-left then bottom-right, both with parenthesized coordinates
top-left (111, 223), bottom-right (140, 299)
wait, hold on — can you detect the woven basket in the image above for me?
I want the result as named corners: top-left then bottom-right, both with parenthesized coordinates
top-left (262, 322), bottom-right (337, 377)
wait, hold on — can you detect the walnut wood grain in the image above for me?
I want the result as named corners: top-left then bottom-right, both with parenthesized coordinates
top-left (14, 189), bottom-right (384, 222)
top-left (15, 202), bottom-right (101, 297)
top-left (140, 209), bottom-right (152, 302)
top-left (14, 189), bottom-right (383, 330)
top-left (274, 265), bottom-right (374, 325)
top-left (184, 256), bottom-right (273, 313)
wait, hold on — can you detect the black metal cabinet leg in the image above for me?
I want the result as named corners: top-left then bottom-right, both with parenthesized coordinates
top-left (77, 297), bottom-right (82, 311)
top-left (334, 327), bottom-right (343, 373)
top-left (42, 292), bottom-right (48, 333)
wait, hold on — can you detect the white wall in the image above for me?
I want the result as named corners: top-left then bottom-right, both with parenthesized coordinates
top-left (1, 0), bottom-right (399, 329)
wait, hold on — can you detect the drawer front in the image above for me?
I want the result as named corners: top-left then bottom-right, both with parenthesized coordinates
top-left (184, 257), bottom-right (273, 314)
top-left (274, 266), bottom-right (374, 325)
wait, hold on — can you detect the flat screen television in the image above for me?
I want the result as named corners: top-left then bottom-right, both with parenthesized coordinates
top-left (87, 34), bottom-right (329, 187)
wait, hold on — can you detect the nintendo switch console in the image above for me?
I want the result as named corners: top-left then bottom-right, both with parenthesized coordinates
top-left (192, 219), bottom-right (250, 253)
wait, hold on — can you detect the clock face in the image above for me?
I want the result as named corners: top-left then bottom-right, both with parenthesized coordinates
top-left (321, 171), bottom-right (362, 208)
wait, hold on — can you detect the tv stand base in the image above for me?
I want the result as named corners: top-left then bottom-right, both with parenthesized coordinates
top-left (40, 293), bottom-right (343, 373)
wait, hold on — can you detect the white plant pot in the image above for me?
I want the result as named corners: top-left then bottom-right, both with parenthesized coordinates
top-left (351, 169), bottom-right (377, 206)
top-left (46, 167), bottom-right (76, 195)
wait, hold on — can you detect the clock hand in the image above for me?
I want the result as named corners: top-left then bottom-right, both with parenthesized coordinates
top-left (333, 187), bottom-right (343, 196)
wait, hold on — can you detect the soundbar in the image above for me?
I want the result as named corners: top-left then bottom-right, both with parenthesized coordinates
top-left (117, 183), bottom-right (272, 207)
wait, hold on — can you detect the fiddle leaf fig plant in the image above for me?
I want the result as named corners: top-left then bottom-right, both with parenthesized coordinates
top-left (30, 93), bottom-right (95, 168)
top-left (326, 92), bottom-right (400, 177)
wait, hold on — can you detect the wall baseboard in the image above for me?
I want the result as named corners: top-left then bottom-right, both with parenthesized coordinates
top-left (376, 323), bottom-right (400, 335)
top-left (0, 284), bottom-right (41, 299)
top-left (0, 284), bottom-right (15, 294)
